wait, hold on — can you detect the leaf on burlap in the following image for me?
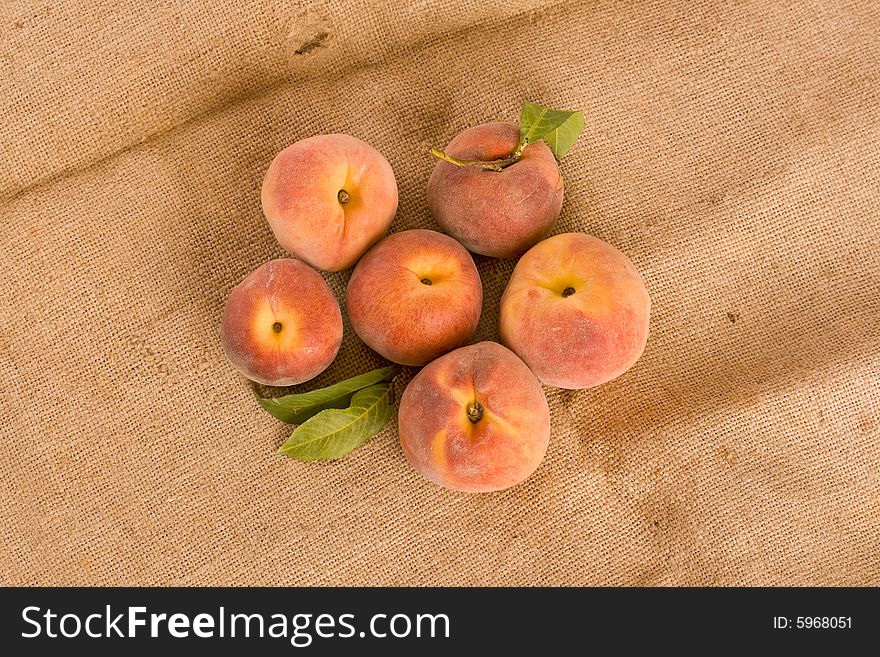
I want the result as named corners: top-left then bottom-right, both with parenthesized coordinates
top-left (256, 365), bottom-right (397, 424)
top-left (277, 383), bottom-right (394, 461)
top-left (519, 101), bottom-right (585, 158)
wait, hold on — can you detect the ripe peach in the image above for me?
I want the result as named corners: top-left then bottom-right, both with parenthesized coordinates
top-left (346, 229), bottom-right (482, 366)
top-left (426, 122), bottom-right (564, 258)
top-left (261, 134), bottom-right (398, 272)
top-left (221, 258), bottom-right (343, 386)
top-left (499, 233), bottom-right (650, 389)
top-left (398, 341), bottom-right (550, 493)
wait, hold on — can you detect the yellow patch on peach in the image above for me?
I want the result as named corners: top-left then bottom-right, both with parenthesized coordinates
top-left (249, 302), bottom-right (301, 352)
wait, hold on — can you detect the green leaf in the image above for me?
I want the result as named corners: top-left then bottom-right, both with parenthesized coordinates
top-left (543, 110), bottom-right (585, 159)
top-left (255, 365), bottom-right (396, 424)
top-left (518, 101), bottom-right (584, 159)
top-left (277, 383), bottom-right (394, 461)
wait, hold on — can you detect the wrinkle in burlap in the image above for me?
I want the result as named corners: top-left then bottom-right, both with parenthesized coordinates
top-left (1, 0), bottom-right (878, 585)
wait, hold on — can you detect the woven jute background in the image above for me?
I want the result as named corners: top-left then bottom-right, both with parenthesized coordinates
top-left (1, 0), bottom-right (878, 585)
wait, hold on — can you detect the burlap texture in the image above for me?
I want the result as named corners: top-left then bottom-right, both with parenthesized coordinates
top-left (1, 0), bottom-right (878, 586)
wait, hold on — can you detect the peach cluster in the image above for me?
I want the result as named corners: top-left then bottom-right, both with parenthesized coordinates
top-left (221, 123), bottom-right (650, 494)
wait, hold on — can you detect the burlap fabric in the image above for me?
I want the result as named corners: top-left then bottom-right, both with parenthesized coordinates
top-left (1, 0), bottom-right (878, 586)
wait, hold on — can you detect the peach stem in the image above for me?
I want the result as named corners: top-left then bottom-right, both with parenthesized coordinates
top-left (429, 146), bottom-right (521, 172)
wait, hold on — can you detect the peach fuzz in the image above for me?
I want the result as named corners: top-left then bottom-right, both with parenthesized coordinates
top-left (426, 122), bottom-right (563, 258)
top-left (221, 258), bottom-right (343, 386)
top-left (398, 341), bottom-right (550, 493)
top-left (346, 229), bottom-right (482, 366)
top-left (500, 233), bottom-right (650, 389)
top-left (261, 134), bottom-right (398, 272)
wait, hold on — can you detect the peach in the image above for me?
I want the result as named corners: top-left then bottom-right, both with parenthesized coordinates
top-left (499, 232), bottom-right (650, 389)
top-left (398, 341), bottom-right (550, 493)
top-left (426, 122), bottom-right (564, 258)
top-left (221, 258), bottom-right (343, 386)
top-left (261, 134), bottom-right (398, 272)
top-left (346, 229), bottom-right (482, 366)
